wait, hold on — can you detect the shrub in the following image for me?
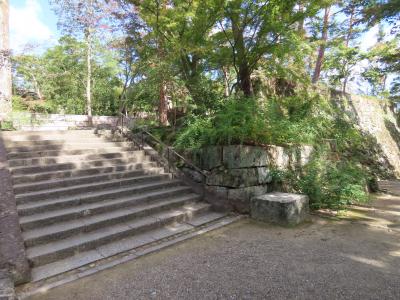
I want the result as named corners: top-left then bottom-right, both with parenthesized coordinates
top-left (276, 146), bottom-right (369, 209)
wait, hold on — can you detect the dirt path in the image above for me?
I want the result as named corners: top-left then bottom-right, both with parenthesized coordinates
top-left (25, 186), bottom-right (400, 300)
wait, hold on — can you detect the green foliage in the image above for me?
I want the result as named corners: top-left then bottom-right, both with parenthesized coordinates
top-left (174, 117), bottom-right (214, 150)
top-left (296, 148), bottom-right (369, 209)
top-left (12, 36), bottom-right (121, 116)
top-left (174, 91), bottom-right (332, 150)
top-left (11, 96), bottom-right (28, 112)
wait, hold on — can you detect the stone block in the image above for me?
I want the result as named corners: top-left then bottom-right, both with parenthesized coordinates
top-left (198, 146), bottom-right (222, 170)
top-left (206, 167), bottom-right (271, 188)
top-left (228, 185), bottom-right (270, 214)
top-left (205, 185), bottom-right (229, 211)
top-left (251, 192), bottom-right (309, 226)
top-left (222, 145), bottom-right (269, 168)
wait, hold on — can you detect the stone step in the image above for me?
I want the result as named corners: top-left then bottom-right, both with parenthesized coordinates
top-left (7, 147), bottom-right (137, 160)
top-left (27, 202), bottom-right (211, 266)
top-left (23, 194), bottom-right (200, 247)
top-left (0, 130), bottom-right (96, 140)
top-left (8, 150), bottom-right (147, 168)
top-left (6, 141), bottom-right (134, 153)
top-left (15, 174), bottom-right (171, 204)
top-left (30, 211), bottom-right (229, 282)
top-left (13, 168), bottom-right (164, 194)
top-left (10, 157), bottom-right (156, 176)
top-left (4, 136), bottom-right (127, 148)
top-left (17, 179), bottom-right (183, 216)
top-left (19, 186), bottom-right (193, 230)
top-left (11, 163), bottom-right (158, 185)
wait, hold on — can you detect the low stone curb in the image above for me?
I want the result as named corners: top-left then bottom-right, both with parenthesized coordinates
top-left (0, 270), bottom-right (15, 300)
top-left (17, 215), bottom-right (244, 299)
top-left (0, 134), bottom-right (31, 285)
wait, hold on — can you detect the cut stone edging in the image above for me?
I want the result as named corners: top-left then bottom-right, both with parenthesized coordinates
top-left (251, 192), bottom-right (310, 226)
top-left (0, 134), bottom-right (31, 285)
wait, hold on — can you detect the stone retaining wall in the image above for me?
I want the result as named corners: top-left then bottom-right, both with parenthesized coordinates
top-left (184, 145), bottom-right (313, 213)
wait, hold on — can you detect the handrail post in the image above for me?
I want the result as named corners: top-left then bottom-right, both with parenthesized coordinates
top-left (202, 173), bottom-right (206, 199)
top-left (167, 146), bottom-right (171, 174)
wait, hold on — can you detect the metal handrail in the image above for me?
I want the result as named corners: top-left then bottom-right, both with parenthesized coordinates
top-left (117, 112), bottom-right (207, 182)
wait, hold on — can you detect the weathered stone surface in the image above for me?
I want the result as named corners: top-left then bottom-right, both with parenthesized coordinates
top-left (206, 167), bottom-right (272, 188)
top-left (205, 185), bottom-right (230, 211)
top-left (251, 192), bottom-right (309, 226)
top-left (0, 270), bottom-right (15, 300)
top-left (193, 146), bottom-right (222, 171)
top-left (0, 135), bottom-right (31, 284)
top-left (180, 167), bottom-right (204, 183)
top-left (228, 185), bottom-right (270, 214)
top-left (222, 145), bottom-right (269, 169)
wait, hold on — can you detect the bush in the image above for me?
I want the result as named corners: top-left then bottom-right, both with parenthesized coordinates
top-left (300, 155), bottom-right (369, 209)
top-left (174, 92), bottom-right (334, 150)
top-left (275, 146), bottom-right (370, 210)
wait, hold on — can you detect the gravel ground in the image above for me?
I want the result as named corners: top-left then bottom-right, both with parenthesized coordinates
top-left (27, 204), bottom-right (400, 300)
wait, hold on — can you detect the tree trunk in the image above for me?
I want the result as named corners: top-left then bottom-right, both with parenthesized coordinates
top-left (231, 13), bottom-right (253, 97)
top-left (157, 0), bottom-right (169, 126)
top-left (342, 77), bottom-right (348, 93)
top-left (0, 0), bottom-right (11, 120)
top-left (345, 5), bottom-right (355, 47)
top-left (222, 67), bottom-right (230, 97)
top-left (85, 0), bottom-right (93, 126)
top-left (86, 32), bottom-right (93, 126)
top-left (312, 6), bottom-right (330, 84)
top-left (159, 82), bottom-right (168, 126)
top-left (342, 5), bottom-right (355, 93)
top-left (239, 63), bottom-right (253, 97)
top-left (297, 2), bottom-right (305, 33)
top-left (31, 74), bottom-right (42, 100)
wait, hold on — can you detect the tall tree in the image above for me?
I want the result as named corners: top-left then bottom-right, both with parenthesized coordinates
top-left (0, 0), bottom-right (11, 119)
top-left (51, 0), bottom-right (109, 124)
top-left (217, 0), bottom-right (321, 96)
top-left (312, 5), bottom-right (331, 83)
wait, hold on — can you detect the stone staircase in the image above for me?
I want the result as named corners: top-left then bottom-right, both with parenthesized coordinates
top-left (1, 129), bottom-right (234, 284)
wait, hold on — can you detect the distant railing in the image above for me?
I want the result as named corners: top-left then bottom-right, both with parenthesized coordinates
top-left (117, 113), bottom-right (207, 197)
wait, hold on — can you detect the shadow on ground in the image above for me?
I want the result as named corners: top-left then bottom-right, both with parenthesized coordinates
top-left (27, 196), bottom-right (400, 300)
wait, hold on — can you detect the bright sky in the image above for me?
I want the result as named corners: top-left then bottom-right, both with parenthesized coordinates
top-left (10, 0), bottom-right (59, 53)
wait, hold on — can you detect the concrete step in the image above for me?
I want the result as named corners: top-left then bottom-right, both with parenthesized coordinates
top-left (27, 202), bottom-right (211, 266)
top-left (16, 174), bottom-right (171, 204)
top-left (12, 163), bottom-right (158, 185)
top-left (7, 147), bottom-right (137, 160)
top-left (13, 168), bottom-right (164, 194)
top-left (19, 186), bottom-right (194, 230)
top-left (17, 179), bottom-right (183, 216)
top-left (6, 141), bottom-right (134, 153)
top-left (30, 211), bottom-right (229, 282)
top-left (23, 194), bottom-right (200, 247)
top-left (10, 157), bottom-right (156, 176)
top-left (8, 150), bottom-right (147, 168)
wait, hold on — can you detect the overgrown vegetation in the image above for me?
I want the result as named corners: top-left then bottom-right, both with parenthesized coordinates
top-left (8, 0), bottom-right (400, 209)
